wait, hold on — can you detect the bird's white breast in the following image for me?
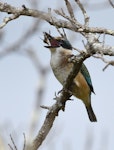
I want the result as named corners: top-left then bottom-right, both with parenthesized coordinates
top-left (50, 47), bottom-right (72, 85)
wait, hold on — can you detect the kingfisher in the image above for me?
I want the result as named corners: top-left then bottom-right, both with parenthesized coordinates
top-left (43, 32), bottom-right (97, 122)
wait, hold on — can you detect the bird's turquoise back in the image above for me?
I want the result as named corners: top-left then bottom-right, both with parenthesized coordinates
top-left (80, 63), bottom-right (95, 94)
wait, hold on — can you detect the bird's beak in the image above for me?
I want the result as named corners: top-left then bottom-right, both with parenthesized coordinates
top-left (43, 32), bottom-right (60, 48)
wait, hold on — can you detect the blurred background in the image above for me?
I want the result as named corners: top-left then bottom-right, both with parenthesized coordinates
top-left (0, 0), bottom-right (114, 150)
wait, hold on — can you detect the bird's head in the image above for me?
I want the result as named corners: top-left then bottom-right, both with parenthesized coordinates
top-left (43, 32), bottom-right (72, 52)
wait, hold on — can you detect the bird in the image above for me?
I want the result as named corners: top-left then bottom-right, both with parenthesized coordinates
top-left (43, 32), bottom-right (97, 122)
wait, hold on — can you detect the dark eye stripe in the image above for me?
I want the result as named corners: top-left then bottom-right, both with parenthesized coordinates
top-left (60, 40), bottom-right (72, 50)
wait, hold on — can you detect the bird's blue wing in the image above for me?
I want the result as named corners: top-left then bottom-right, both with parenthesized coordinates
top-left (80, 63), bottom-right (95, 94)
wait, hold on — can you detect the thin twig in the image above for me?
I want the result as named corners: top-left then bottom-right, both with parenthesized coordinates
top-left (93, 54), bottom-right (114, 71)
top-left (9, 134), bottom-right (18, 150)
top-left (103, 63), bottom-right (110, 71)
top-left (0, 14), bottom-right (19, 29)
top-left (72, 46), bottom-right (84, 53)
top-left (103, 61), bottom-right (114, 71)
top-left (109, 0), bottom-right (114, 8)
top-left (62, 28), bottom-right (67, 38)
top-left (23, 133), bottom-right (26, 150)
top-left (40, 105), bottom-right (50, 110)
top-left (75, 0), bottom-right (89, 26)
top-left (64, 0), bottom-right (76, 20)
top-left (57, 27), bottom-right (65, 38)
top-left (55, 9), bottom-right (81, 29)
top-left (8, 144), bottom-right (14, 150)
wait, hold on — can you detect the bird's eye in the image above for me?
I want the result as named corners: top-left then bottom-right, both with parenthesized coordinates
top-left (59, 40), bottom-right (64, 45)
top-left (59, 39), bottom-right (72, 50)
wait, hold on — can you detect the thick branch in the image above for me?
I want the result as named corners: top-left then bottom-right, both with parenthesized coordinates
top-left (28, 52), bottom-right (88, 150)
top-left (0, 2), bottom-right (114, 36)
top-left (86, 34), bottom-right (114, 56)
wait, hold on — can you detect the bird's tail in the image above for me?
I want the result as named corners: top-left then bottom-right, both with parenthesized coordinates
top-left (86, 104), bottom-right (97, 122)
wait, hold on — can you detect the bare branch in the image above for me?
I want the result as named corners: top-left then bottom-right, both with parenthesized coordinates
top-left (72, 46), bottom-right (84, 53)
top-left (109, 0), bottom-right (114, 8)
top-left (25, 48), bottom-right (44, 72)
top-left (93, 54), bottom-right (114, 71)
top-left (40, 105), bottom-right (50, 110)
top-left (85, 34), bottom-right (114, 56)
top-left (8, 144), bottom-right (14, 150)
top-left (0, 14), bottom-right (19, 29)
top-left (64, 0), bottom-right (75, 20)
top-left (27, 50), bottom-right (90, 150)
top-left (23, 133), bottom-right (26, 150)
top-left (0, 2), bottom-right (114, 36)
top-left (0, 2), bottom-right (51, 22)
top-left (75, 0), bottom-right (89, 26)
top-left (103, 60), bottom-right (114, 71)
top-left (9, 134), bottom-right (18, 150)
top-left (0, 20), bottom-right (40, 58)
top-left (25, 48), bottom-right (50, 147)
top-left (27, 31), bottom-right (114, 150)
